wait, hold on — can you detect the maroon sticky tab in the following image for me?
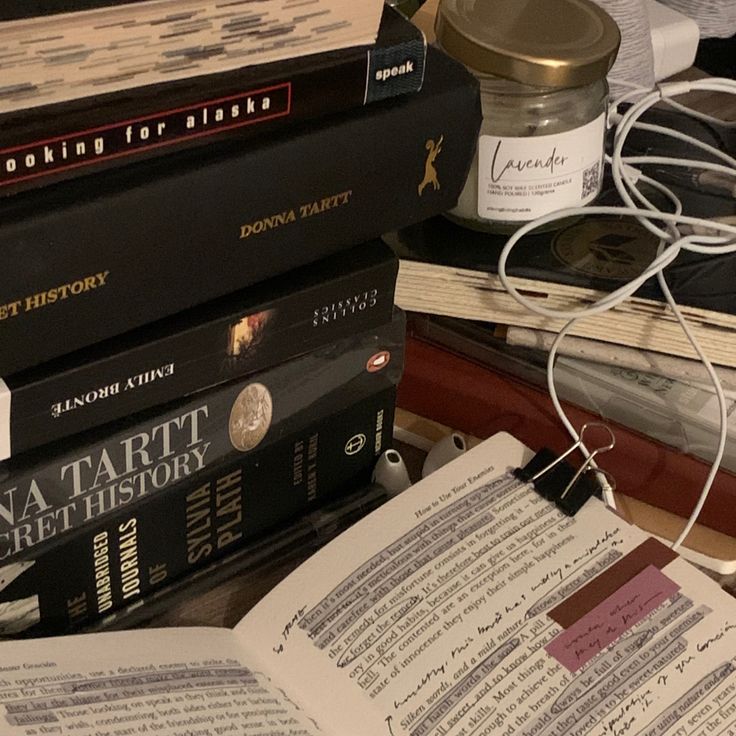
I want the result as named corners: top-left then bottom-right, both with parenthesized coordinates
top-left (548, 537), bottom-right (678, 629)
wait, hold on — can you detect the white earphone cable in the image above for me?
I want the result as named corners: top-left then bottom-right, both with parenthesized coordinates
top-left (497, 76), bottom-right (736, 551)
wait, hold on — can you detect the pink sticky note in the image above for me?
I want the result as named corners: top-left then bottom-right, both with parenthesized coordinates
top-left (545, 565), bottom-right (679, 672)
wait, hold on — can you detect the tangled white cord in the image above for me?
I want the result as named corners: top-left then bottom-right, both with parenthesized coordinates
top-left (497, 76), bottom-right (736, 551)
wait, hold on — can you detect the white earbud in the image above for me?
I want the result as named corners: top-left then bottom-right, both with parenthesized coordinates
top-left (422, 433), bottom-right (467, 478)
top-left (372, 449), bottom-right (411, 496)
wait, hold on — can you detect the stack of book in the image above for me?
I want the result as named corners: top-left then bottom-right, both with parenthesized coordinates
top-left (408, 314), bottom-right (736, 475)
top-left (383, 95), bottom-right (736, 530)
top-left (388, 103), bottom-right (736, 366)
top-left (0, 0), bottom-right (482, 638)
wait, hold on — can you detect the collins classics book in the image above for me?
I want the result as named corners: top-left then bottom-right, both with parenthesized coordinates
top-left (0, 242), bottom-right (398, 461)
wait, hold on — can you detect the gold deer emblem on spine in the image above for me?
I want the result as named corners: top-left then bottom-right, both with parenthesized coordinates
top-left (418, 135), bottom-right (443, 196)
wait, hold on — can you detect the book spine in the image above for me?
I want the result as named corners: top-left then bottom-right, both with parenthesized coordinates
top-left (0, 8), bottom-right (426, 195)
top-left (0, 47), bottom-right (480, 376)
top-left (0, 312), bottom-right (405, 564)
top-left (4, 244), bottom-right (398, 460)
top-left (0, 387), bottom-right (396, 637)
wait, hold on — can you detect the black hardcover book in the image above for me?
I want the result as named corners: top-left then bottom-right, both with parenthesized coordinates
top-left (0, 46), bottom-right (481, 376)
top-left (0, 7), bottom-right (426, 197)
top-left (0, 242), bottom-right (398, 461)
top-left (389, 197), bottom-right (736, 315)
top-left (0, 310), bottom-right (405, 566)
top-left (0, 387), bottom-right (397, 637)
top-left (84, 481), bottom-right (393, 633)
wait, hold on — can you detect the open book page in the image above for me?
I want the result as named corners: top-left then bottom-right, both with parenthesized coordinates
top-left (0, 627), bottom-right (323, 736)
top-left (237, 431), bottom-right (736, 736)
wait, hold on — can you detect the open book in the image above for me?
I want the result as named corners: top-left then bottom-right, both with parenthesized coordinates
top-left (2, 432), bottom-right (736, 736)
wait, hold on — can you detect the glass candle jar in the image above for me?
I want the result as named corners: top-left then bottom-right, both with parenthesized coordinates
top-left (436, 0), bottom-right (620, 233)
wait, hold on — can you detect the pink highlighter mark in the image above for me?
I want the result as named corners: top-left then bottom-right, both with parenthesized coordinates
top-left (545, 565), bottom-right (680, 672)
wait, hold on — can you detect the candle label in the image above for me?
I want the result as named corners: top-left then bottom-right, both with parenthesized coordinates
top-left (477, 112), bottom-right (606, 221)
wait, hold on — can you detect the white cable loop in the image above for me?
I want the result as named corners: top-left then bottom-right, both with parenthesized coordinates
top-left (497, 76), bottom-right (736, 551)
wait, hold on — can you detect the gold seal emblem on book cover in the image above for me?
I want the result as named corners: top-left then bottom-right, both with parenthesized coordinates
top-left (228, 383), bottom-right (273, 452)
top-left (552, 217), bottom-right (659, 280)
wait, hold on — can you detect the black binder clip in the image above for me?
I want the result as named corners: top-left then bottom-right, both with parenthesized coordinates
top-left (513, 423), bottom-right (616, 516)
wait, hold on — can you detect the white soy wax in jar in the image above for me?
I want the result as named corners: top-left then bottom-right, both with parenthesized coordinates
top-left (436, 0), bottom-right (620, 233)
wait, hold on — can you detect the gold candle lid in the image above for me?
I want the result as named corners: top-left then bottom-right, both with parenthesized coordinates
top-left (435, 0), bottom-right (620, 88)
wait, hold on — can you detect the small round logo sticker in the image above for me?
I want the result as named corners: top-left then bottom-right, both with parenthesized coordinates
top-left (345, 434), bottom-right (367, 456)
top-left (228, 382), bottom-right (273, 452)
top-left (552, 217), bottom-right (659, 280)
top-left (367, 350), bottom-right (391, 373)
